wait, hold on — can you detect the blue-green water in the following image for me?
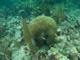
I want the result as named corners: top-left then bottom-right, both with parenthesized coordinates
top-left (0, 0), bottom-right (80, 17)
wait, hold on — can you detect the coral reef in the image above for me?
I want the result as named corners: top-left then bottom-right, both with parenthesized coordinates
top-left (0, 0), bottom-right (80, 60)
top-left (29, 16), bottom-right (57, 46)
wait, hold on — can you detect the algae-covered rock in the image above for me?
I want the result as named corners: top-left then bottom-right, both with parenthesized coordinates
top-left (29, 16), bottom-right (57, 46)
top-left (0, 36), bottom-right (12, 60)
top-left (69, 47), bottom-right (78, 60)
top-left (48, 47), bottom-right (70, 60)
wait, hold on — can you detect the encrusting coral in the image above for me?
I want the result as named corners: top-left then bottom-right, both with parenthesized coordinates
top-left (29, 16), bottom-right (57, 46)
top-left (21, 17), bottom-right (37, 52)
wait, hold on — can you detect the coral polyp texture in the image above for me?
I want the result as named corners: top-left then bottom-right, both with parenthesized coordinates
top-left (29, 16), bottom-right (57, 46)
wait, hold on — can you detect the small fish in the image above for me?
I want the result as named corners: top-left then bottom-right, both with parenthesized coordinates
top-left (31, 39), bottom-right (35, 45)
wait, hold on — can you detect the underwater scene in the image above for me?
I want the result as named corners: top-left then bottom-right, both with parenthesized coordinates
top-left (0, 0), bottom-right (80, 60)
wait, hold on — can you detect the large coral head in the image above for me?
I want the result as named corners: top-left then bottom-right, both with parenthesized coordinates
top-left (29, 16), bottom-right (57, 46)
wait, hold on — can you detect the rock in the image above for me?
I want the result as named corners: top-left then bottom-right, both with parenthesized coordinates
top-left (69, 47), bottom-right (78, 60)
top-left (70, 32), bottom-right (79, 39)
top-left (77, 46), bottom-right (80, 53)
top-left (57, 28), bottom-right (62, 36)
top-left (55, 35), bottom-right (67, 43)
top-left (76, 17), bottom-right (80, 26)
top-left (48, 47), bottom-right (69, 60)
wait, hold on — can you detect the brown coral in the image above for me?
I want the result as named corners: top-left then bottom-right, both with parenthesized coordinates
top-left (29, 16), bottom-right (57, 46)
